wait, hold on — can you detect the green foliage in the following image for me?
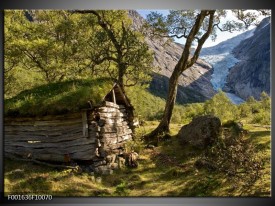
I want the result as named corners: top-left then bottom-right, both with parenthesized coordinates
top-left (5, 78), bottom-right (114, 117)
top-left (239, 92), bottom-right (271, 125)
top-left (73, 10), bottom-right (154, 87)
top-left (126, 85), bottom-right (166, 121)
top-left (204, 90), bottom-right (239, 122)
top-left (172, 103), bottom-right (205, 124)
top-left (114, 181), bottom-right (129, 196)
top-left (5, 10), bottom-right (153, 98)
top-left (196, 126), bottom-right (264, 188)
top-left (5, 10), bottom-right (92, 84)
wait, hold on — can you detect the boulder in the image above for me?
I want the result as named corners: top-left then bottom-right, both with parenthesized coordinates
top-left (178, 115), bottom-right (221, 149)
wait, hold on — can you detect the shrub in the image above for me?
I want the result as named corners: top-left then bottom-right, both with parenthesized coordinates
top-left (204, 91), bottom-right (239, 122)
top-left (195, 126), bottom-right (263, 187)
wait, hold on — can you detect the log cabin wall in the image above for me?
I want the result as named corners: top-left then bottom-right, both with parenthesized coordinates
top-left (4, 113), bottom-right (97, 162)
top-left (4, 101), bottom-right (134, 174)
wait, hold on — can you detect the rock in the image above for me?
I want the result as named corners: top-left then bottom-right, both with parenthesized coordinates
top-left (95, 177), bottom-right (102, 184)
top-left (118, 157), bottom-right (126, 169)
top-left (89, 175), bottom-right (95, 182)
top-left (101, 169), bottom-right (113, 175)
top-left (178, 115), bottom-right (221, 149)
top-left (107, 163), bottom-right (118, 170)
top-left (106, 154), bottom-right (116, 163)
top-left (146, 144), bottom-right (155, 150)
top-left (93, 160), bottom-right (106, 167)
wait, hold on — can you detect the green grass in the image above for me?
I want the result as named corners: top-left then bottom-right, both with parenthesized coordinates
top-left (4, 122), bottom-right (271, 197)
top-left (5, 78), bottom-right (114, 117)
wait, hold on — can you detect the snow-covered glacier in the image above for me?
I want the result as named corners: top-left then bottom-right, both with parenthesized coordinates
top-left (200, 29), bottom-right (255, 104)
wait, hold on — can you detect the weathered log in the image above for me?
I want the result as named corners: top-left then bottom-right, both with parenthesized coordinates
top-left (4, 130), bottom-right (86, 143)
top-left (105, 142), bottom-right (126, 150)
top-left (5, 119), bottom-right (83, 126)
top-left (117, 134), bottom-right (132, 142)
top-left (97, 107), bottom-right (118, 113)
top-left (5, 136), bottom-right (96, 148)
top-left (4, 113), bottom-right (82, 122)
top-left (4, 124), bottom-right (82, 132)
top-left (102, 101), bottom-right (120, 109)
top-left (100, 126), bottom-right (131, 134)
top-left (5, 143), bottom-right (96, 156)
top-left (4, 125), bottom-right (83, 137)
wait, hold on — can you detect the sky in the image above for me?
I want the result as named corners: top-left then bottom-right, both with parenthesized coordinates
top-left (137, 10), bottom-right (257, 48)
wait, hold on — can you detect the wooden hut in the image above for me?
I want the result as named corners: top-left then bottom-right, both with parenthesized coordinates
top-left (4, 78), bottom-right (135, 173)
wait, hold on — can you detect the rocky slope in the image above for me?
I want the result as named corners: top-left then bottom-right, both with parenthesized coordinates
top-left (224, 17), bottom-right (271, 100)
top-left (200, 29), bottom-right (255, 104)
top-left (129, 10), bottom-right (216, 104)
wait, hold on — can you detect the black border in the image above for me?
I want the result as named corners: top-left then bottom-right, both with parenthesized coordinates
top-left (0, 0), bottom-right (274, 206)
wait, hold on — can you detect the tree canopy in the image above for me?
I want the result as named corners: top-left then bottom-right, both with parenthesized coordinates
top-left (4, 10), bottom-right (153, 98)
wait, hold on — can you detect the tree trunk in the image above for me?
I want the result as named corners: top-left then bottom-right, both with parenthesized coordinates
top-left (118, 63), bottom-right (126, 89)
top-left (144, 10), bottom-right (215, 142)
top-left (144, 64), bottom-right (183, 142)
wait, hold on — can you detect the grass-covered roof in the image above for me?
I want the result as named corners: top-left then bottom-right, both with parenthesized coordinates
top-left (5, 78), bottom-right (115, 117)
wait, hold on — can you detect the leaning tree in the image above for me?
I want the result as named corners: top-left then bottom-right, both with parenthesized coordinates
top-left (144, 10), bottom-right (270, 140)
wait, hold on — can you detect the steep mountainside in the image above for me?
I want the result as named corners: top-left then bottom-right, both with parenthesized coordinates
top-left (224, 17), bottom-right (270, 100)
top-left (200, 29), bottom-right (255, 104)
top-left (129, 10), bottom-right (215, 104)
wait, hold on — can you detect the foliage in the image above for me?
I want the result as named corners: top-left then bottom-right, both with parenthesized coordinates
top-left (114, 181), bottom-right (129, 196)
top-left (5, 10), bottom-right (154, 98)
top-left (73, 10), bottom-right (154, 88)
top-left (5, 10), bottom-right (92, 84)
top-left (239, 92), bottom-right (271, 125)
top-left (126, 85), bottom-right (166, 121)
top-left (204, 90), bottom-right (239, 122)
top-left (4, 78), bottom-right (114, 117)
top-left (196, 125), bottom-right (264, 189)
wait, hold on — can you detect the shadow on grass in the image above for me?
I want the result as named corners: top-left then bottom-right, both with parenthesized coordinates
top-left (249, 130), bottom-right (271, 139)
top-left (11, 175), bottom-right (52, 194)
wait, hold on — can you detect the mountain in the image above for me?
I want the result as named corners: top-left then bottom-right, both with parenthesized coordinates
top-left (200, 29), bottom-right (255, 104)
top-left (224, 17), bottom-right (271, 100)
top-left (129, 10), bottom-right (216, 104)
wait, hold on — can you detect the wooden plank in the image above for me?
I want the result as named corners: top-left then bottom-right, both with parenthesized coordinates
top-left (101, 127), bottom-right (132, 134)
top-left (4, 126), bottom-right (83, 136)
top-left (5, 136), bottom-right (96, 148)
top-left (97, 112), bottom-right (124, 118)
top-left (117, 134), bottom-right (132, 142)
top-left (4, 130), bottom-right (85, 142)
top-left (103, 101), bottom-right (119, 108)
top-left (99, 133), bottom-right (118, 139)
top-left (5, 143), bottom-right (96, 156)
top-left (4, 124), bottom-right (82, 133)
top-left (112, 90), bottom-right (117, 105)
top-left (103, 121), bottom-right (129, 127)
top-left (5, 119), bottom-right (83, 126)
top-left (4, 113), bottom-right (82, 122)
top-left (97, 107), bottom-right (118, 113)
top-left (105, 142), bottom-right (126, 150)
